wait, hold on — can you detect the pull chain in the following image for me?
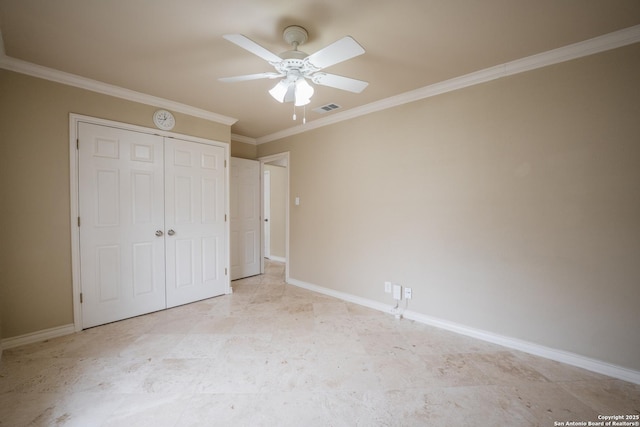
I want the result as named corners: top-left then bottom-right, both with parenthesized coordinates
top-left (292, 104), bottom-right (307, 123)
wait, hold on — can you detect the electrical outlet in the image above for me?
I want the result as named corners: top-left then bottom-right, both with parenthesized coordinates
top-left (384, 281), bottom-right (392, 293)
top-left (404, 287), bottom-right (412, 300)
top-left (393, 284), bottom-right (402, 300)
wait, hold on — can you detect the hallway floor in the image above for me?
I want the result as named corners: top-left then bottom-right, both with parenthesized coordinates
top-left (1, 260), bottom-right (639, 426)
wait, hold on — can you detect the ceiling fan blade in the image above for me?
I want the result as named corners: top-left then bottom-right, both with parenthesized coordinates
top-left (311, 73), bottom-right (369, 93)
top-left (305, 36), bottom-right (365, 70)
top-left (219, 72), bottom-right (283, 83)
top-left (223, 34), bottom-right (282, 63)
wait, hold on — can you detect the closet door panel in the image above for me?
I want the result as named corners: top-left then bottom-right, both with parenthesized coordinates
top-left (78, 123), bottom-right (166, 328)
top-left (165, 138), bottom-right (227, 307)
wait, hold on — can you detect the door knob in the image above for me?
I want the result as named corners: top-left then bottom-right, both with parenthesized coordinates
top-left (155, 230), bottom-right (163, 237)
top-left (167, 229), bottom-right (175, 236)
top-left (264, 218), bottom-right (269, 222)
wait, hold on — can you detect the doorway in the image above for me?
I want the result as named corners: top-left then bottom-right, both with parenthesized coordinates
top-left (260, 152), bottom-right (290, 280)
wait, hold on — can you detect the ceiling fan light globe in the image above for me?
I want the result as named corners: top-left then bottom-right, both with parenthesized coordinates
top-left (269, 80), bottom-right (290, 103)
top-left (295, 97), bottom-right (311, 107)
top-left (295, 78), bottom-right (314, 101)
top-left (284, 84), bottom-right (296, 103)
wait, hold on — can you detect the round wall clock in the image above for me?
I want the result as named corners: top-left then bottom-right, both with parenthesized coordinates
top-left (153, 109), bottom-right (175, 130)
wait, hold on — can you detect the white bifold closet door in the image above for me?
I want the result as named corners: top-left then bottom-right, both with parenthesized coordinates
top-left (78, 122), bottom-right (226, 328)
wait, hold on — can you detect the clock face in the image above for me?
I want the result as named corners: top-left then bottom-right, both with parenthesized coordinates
top-left (153, 109), bottom-right (175, 130)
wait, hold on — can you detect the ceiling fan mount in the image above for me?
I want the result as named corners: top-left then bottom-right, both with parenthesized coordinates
top-left (282, 25), bottom-right (308, 50)
top-left (219, 24), bottom-right (368, 114)
top-left (277, 27), bottom-right (315, 75)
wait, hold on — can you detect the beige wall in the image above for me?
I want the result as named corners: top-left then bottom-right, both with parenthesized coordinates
top-left (258, 43), bottom-right (640, 371)
top-left (0, 69), bottom-right (230, 339)
top-left (265, 164), bottom-right (286, 259)
top-left (231, 139), bottom-right (257, 159)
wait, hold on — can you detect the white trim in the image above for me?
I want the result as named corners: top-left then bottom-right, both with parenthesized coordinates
top-left (70, 113), bottom-right (231, 331)
top-left (256, 24), bottom-right (640, 144)
top-left (503, 23), bottom-right (640, 77)
top-left (288, 277), bottom-right (392, 314)
top-left (69, 116), bottom-right (82, 332)
top-left (1, 324), bottom-right (75, 350)
top-left (70, 113), bottom-right (227, 146)
top-left (231, 134), bottom-right (257, 145)
top-left (266, 255), bottom-right (286, 263)
top-left (3, 24), bottom-right (637, 143)
top-left (287, 277), bottom-right (640, 385)
top-left (0, 55), bottom-right (237, 126)
top-left (224, 141), bottom-right (232, 296)
top-left (259, 152), bottom-right (290, 281)
top-left (402, 310), bottom-right (640, 385)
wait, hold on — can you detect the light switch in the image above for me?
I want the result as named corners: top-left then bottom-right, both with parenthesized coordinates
top-left (295, 197), bottom-right (300, 206)
top-left (393, 284), bottom-right (402, 300)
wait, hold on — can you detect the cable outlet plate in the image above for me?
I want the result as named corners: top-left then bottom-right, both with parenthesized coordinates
top-left (404, 287), bottom-right (412, 299)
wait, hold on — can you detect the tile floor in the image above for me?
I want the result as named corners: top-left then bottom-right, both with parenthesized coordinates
top-left (1, 260), bottom-right (639, 426)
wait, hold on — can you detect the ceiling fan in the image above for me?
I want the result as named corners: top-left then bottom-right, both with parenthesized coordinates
top-left (219, 25), bottom-right (368, 112)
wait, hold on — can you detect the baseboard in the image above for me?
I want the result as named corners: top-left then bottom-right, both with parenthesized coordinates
top-left (1, 323), bottom-right (76, 350)
top-left (287, 277), bottom-right (640, 385)
top-left (401, 310), bottom-right (640, 385)
top-left (288, 277), bottom-right (390, 313)
top-left (266, 255), bottom-right (286, 263)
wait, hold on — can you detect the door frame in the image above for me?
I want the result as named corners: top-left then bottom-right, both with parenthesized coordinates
top-left (258, 152), bottom-right (290, 281)
top-left (69, 113), bottom-right (230, 332)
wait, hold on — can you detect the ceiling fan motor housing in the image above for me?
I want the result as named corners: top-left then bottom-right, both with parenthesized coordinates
top-left (274, 57), bottom-right (318, 78)
top-left (275, 26), bottom-right (319, 77)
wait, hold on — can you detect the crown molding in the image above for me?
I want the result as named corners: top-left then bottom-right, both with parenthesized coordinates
top-left (257, 24), bottom-right (640, 144)
top-left (504, 23), bottom-right (640, 76)
top-left (2, 23), bottom-right (638, 141)
top-left (0, 54), bottom-right (238, 126)
top-left (231, 134), bottom-right (257, 145)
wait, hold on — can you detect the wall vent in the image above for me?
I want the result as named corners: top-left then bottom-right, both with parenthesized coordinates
top-left (313, 103), bottom-right (341, 114)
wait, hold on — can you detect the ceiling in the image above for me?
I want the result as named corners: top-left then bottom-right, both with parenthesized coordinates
top-left (1, 0), bottom-right (639, 140)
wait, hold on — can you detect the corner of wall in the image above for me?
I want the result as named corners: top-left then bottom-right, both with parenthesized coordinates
top-left (231, 138), bottom-right (258, 159)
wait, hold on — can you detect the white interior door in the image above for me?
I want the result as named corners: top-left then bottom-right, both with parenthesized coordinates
top-left (263, 170), bottom-right (271, 259)
top-left (78, 123), bottom-right (166, 328)
top-left (165, 138), bottom-right (227, 307)
top-left (230, 157), bottom-right (261, 280)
